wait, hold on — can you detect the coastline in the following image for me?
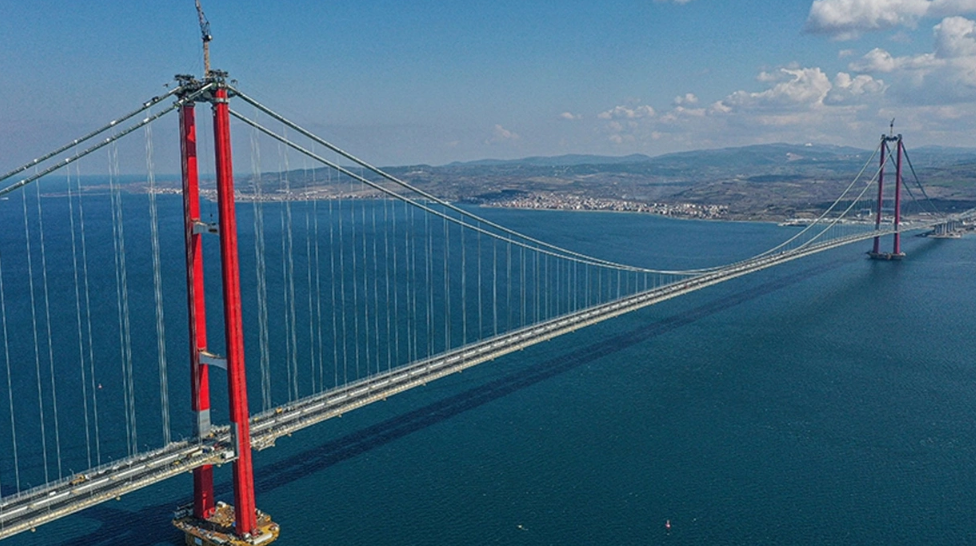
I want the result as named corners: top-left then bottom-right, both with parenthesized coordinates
top-left (54, 180), bottom-right (963, 227)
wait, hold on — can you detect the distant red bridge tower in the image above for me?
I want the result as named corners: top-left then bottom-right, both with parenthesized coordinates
top-left (869, 132), bottom-right (906, 261)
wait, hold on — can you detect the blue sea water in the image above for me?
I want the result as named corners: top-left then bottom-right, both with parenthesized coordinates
top-left (5, 197), bottom-right (976, 545)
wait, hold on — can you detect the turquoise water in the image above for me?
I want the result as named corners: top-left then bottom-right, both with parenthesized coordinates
top-left (8, 201), bottom-right (976, 545)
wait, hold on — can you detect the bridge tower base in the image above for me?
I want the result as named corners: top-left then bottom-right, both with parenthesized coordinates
top-left (867, 251), bottom-right (905, 261)
top-left (174, 502), bottom-right (280, 546)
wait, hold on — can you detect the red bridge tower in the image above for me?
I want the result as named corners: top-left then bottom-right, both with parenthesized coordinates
top-left (173, 72), bottom-right (279, 546)
top-left (869, 132), bottom-right (906, 261)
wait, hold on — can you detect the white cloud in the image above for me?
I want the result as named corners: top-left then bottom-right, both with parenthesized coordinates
top-left (598, 104), bottom-right (656, 119)
top-left (658, 106), bottom-right (706, 124)
top-left (848, 16), bottom-right (976, 102)
top-left (709, 101), bottom-right (732, 115)
top-left (826, 72), bottom-right (887, 103)
top-left (673, 105), bottom-right (707, 117)
top-left (559, 112), bottom-right (582, 120)
top-left (719, 68), bottom-right (834, 110)
top-left (596, 67), bottom-right (856, 149)
top-left (618, 65), bottom-right (893, 150)
top-left (586, 32), bottom-right (975, 157)
top-left (805, 0), bottom-right (976, 39)
top-left (933, 14), bottom-right (976, 56)
top-left (849, 47), bottom-right (919, 71)
top-left (488, 124), bottom-right (520, 143)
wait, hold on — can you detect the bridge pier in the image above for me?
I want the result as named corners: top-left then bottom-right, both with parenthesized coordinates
top-left (929, 220), bottom-right (962, 238)
top-left (869, 133), bottom-right (906, 261)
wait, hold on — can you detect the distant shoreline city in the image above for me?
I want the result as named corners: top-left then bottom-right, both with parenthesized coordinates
top-left (137, 184), bottom-right (969, 228)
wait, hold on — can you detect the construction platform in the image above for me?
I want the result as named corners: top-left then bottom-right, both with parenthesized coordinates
top-left (867, 251), bottom-right (906, 261)
top-left (173, 502), bottom-right (279, 546)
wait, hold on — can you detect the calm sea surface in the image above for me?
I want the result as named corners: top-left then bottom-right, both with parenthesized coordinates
top-left (8, 199), bottom-right (976, 545)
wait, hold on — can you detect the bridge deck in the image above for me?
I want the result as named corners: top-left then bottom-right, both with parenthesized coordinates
top-left (0, 225), bottom-right (927, 540)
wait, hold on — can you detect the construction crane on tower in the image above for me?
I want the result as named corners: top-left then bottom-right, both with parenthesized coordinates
top-left (195, 0), bottom-right (213, 77)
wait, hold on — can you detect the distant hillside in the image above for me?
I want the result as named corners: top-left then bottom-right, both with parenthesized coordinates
top-left (902, 146), bottom-right (976, 167)
top-left (647, 143), bottom-right (870, 169)
top-left (245, 142), bottom-right (976, 221)
top-left (442, 144), bottom-right (874, 170)
top-left (447, 153), bottom-right (653, 167)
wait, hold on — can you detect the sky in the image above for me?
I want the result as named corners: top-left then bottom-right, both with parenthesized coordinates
top-left (2, 0), bottom-right (976, 169)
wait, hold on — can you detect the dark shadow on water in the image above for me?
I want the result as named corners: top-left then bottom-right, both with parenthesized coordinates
top-left (249, 258), bottom-right (855, 496)
top-left (45, 256), bottom-right (853, 546)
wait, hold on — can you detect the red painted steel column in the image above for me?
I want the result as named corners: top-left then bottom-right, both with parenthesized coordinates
top-left (180, 103), bottom-right (216, 519)
top-left (893, 136), bottom-right (903, 255)
top-left (212, 85), bottom-right (258, 536)
top-left (872, 136), bottom-right (886, 255)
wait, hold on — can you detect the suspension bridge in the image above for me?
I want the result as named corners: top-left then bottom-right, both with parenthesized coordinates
top-left (0, 71), bottom-right (970, 545)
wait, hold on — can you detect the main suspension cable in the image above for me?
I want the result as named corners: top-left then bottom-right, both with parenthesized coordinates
top-left (229, 90), bottom-right (677, 273)
top-left (0, 84), bottom-right (213, 198)
top-left (901, 147), bottom-right (945, 219)
top-left (0, 87), bottom-right (182, 186)
top-left (229, 109), bottom-right (685, 275)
